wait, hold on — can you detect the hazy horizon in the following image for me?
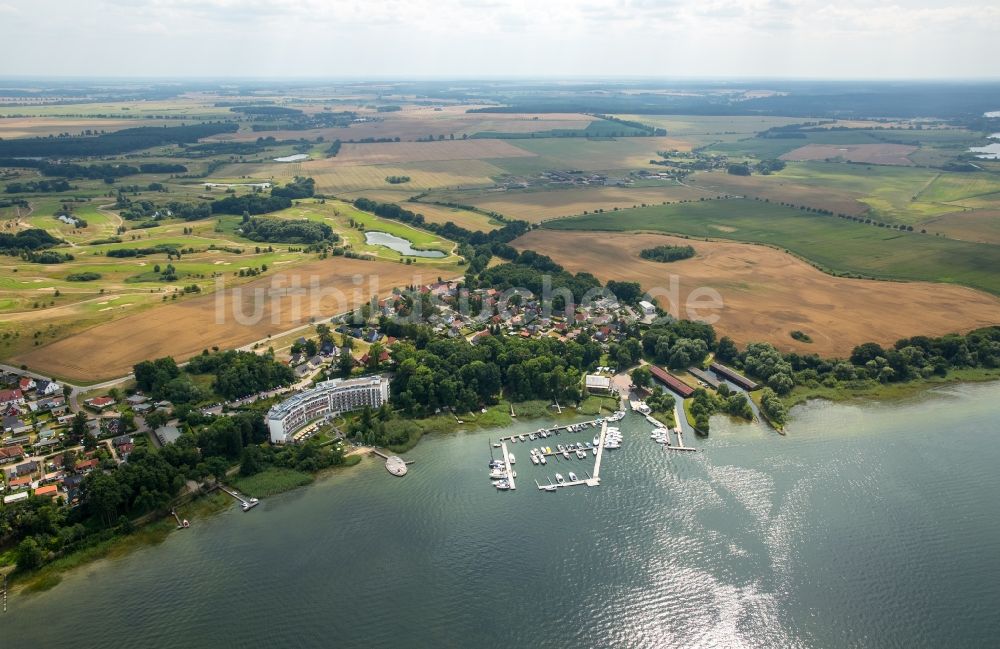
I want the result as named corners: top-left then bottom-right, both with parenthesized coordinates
top-left (1, 0), bottom-right (998, 79)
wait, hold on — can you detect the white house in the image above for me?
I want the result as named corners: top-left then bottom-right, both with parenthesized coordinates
top-left (638, 300), bottom-right (657, 317)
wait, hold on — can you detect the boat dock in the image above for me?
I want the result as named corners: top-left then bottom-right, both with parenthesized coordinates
top-left (501, 441), bottom-right (516, 490)
top-left (218, 485), bottom-right (259, 511)
top-left (591, 419), bottom-right (608, 481)
top-left (496, 418), bottom-right (603, 443)
top-left (649, 409), bottom-right (699, 452)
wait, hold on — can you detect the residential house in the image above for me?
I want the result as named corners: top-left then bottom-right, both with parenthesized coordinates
top-left (2, 415), bottom-right (32, 435)
top-left (18, 376), bottom-right (36, 392)
top-left (0, 389), bottom-right (25, 408)
top-left (126, 394), bottom-right (149, 406)
top-left (0, 445), bottom-right (24, 464)
top-left (15, 460), bottom-right (39, 477)
top-left (74, 458), bottom-right (99, 473)
top-left (36, 379), bottom-right (62, 396)
top-left (85, 396), bottom-right (116, 411)
top-left (33, 484), bottom-right (59, 500)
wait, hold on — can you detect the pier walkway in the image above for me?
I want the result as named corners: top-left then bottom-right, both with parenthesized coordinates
top-left (501, 442), bottom-right (516, 490)
top-left (218, 485), bottom-right (259, 511)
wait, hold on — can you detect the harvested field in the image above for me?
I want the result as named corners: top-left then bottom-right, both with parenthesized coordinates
top-left (513, 229), bottom-right (1000, 357)
top-left (323, 139), bottom-right (537, 166)
top-left (13, 257), bottom-right (456, 381)
top-left (439, 184), bottom-right (713, 223)
top-left (302, 158), bottom-right (503, 193)
top-left (780, 143), bottom-right (918, 165)
top-left (0, 117), bottom-right (163, 139)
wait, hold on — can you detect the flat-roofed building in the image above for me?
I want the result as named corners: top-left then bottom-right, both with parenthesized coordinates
top-left (267, 375), bottom-right (390, 444)
top-left (584, 374), bottom-right (612, 394)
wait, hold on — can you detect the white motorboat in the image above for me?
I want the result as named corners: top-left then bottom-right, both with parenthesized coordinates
top-left (555, 473), bottom-right (565, 484)
top-left (509, 453), bottom-right (516, 465)
top-left (575, 449), bottom-right (587, 459)
top-left (568, 472), bottom-right (578, 481)
top-left (531, 454), bottom-right (540, 465)
top-left (539, 455), bottom-right (547, 465)
top-left (495, 480), bottom-right (511, 490)
top-left (541, 484), bottom-right (557, 492)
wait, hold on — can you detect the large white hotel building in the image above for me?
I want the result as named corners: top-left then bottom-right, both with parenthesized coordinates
top-left (266, 375), bottom-right (390, 443)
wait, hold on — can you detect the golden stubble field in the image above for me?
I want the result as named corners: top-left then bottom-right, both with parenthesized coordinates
top-left (514, 229), bottom-right (1000, 357)
top-left (13, 257), bottom-right (456, 382)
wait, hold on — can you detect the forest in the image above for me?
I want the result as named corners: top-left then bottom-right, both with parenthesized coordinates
top-left (0, 122), bottom-right (238, 157)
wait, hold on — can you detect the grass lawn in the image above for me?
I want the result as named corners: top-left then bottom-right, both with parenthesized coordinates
top-left (544, 198), bottom-right (1000, 295)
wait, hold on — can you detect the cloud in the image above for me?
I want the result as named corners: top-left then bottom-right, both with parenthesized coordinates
top-left (0, 0), bottom-right (996, 77)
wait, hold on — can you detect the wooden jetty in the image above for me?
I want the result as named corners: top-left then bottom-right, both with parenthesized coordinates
top-left (218, 485), bottom-right (259, 511)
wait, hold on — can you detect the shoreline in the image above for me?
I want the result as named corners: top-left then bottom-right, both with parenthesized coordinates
top-left (8, 377), bottom-right (994, 594)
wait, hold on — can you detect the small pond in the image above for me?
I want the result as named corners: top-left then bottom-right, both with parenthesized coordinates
top-left (364, 231), bottom-right (446, 257)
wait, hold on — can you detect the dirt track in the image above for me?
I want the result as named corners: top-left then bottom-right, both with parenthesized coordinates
top-left (514, 230), bottom-right (1000, 357)
top-left (13, 257), bottom-right (454, 382)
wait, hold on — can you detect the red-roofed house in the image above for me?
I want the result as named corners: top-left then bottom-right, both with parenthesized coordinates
top-left (33, 484), bottom-right (59, 499)
top-left (0, 445), bottom-right (25, 464)
top-left (85, 396), bottom-right (116, 410)
top-left (0, 389), bottom-right (24, 407)
top-left (18, 377), bottom-right (36, 392)
top-left (74, 458), bottom-right (99, 473)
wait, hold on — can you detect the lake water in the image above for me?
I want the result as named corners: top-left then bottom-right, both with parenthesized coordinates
top-left (968, 133), bottom-right (1000, 159)
top-left (5, 382), bottom-right (1000, 648)
top-left (272, 153), bottom-right (310, 162)
top-left (365, 230), bottom-right (446, 257)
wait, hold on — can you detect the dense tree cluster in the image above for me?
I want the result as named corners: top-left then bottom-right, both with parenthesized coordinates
top-left (0, 228), bottom-right (62, 254)
top-left (238, 216), bottom-right (335, 244)
top-left (389, 327), bottom-right (603, 416)
top-left (185, 350), bottom-right (295, 400)
top-left (639, 244), bottom-right (695, 263)
top-left (269, 176), bottom-right (315, 200)
top-left (210, 193), bottom-right (292, 216)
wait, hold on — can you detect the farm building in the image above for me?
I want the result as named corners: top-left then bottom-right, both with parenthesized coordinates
top-left (648, 365), bottom-right (695, 398)
top-left (688, 367), bottom-right (721, 389)
top-left (709, 362), bottom-right (758, 391)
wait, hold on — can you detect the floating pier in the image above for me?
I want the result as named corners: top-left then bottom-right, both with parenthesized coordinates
top-left (496, 418), bottom-right (603, 443)
top-left (501, 441), bottom-right (516, 490)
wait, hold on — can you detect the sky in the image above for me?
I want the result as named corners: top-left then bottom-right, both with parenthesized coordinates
top-left (0, 0), bottom-right (997, 79)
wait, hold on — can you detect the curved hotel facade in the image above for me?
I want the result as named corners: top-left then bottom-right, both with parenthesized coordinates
top-left (267, 375), bottom-right (390, 443)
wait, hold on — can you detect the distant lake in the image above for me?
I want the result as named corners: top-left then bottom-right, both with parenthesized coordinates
top-left (272, 153), bottom-right (309, 162)
top-left (984, 111), bottom-right (1000, 117)
top-left (365, 231), bottom-right (446, 257)
top-left (969, 133), bottom-right (1000, 159)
